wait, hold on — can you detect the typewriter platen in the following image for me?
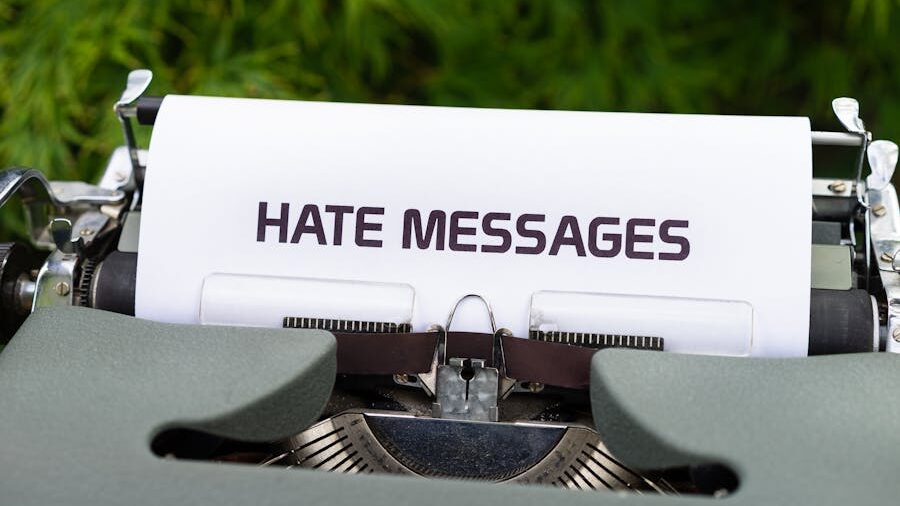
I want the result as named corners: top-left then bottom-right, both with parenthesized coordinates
top-left (0, 70), bottom-right (899, 502)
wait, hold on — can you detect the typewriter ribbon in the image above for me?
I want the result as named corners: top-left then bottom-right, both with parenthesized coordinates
top-left (136, 95), bottom-right (813, 357)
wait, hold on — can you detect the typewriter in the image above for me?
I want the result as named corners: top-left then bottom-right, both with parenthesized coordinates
top-left (0, 70), bottom-right (899, 506)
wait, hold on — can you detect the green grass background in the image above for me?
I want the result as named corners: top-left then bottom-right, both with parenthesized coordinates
top-left (0, 1), bottom-right (898, 234)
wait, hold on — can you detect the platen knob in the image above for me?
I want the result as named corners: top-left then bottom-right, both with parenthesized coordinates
top-left (0, 242), bottom-right (40, 344)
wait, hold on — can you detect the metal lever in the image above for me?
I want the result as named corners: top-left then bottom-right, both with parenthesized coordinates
top-left (831, 98), bottom-right (872, 205)
top-left (867, 140), bottom-right (899, 192)
top-left (31, 218), bottom-right (81, 311)
top-left (831, 97), bottom-right (874, 290)
top-left (0, 168), bottom-right (123, 247)
top-left (49, 219), bottom-right (83, 255)
top-left (114, 69), bottom-right (153, 177)
top-left (832, 97), bottom-right (866, 135)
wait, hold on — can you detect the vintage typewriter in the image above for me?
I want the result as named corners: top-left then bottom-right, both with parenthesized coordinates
top-left (0, 70), bottom-right (899, 506)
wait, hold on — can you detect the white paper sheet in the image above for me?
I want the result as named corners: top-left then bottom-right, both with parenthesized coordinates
top-left (136, 95), bottom-right (811, 356)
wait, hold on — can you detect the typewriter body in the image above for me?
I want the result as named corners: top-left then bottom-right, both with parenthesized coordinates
top-left (0, 70), bottom-right (899, 505)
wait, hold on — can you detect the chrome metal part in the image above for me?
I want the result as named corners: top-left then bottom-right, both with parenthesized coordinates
top-left (820, 97), bottom-right (874, 284)
top-left (0, 168), bottom-right (124, 247)
top-left (0, 168), bottom-right (53, 209)
top-left (446, 293), bottom-right (497, 333)
top-left (273, 411), bottom-right (672, 492)
top-left (114, 69), bottom-right (153, 174)
top-left (426, 295), bottom-right (519, 419)
top-left (49, 218), bottom-right (83, 255)
top-left (117, 69), bottom-right (154, 109)
top-left (98, 146), bottom-right (148, 191)
top-left (417, 296), bottom-right (501, 399)
top-left (874, 240), bottom-right (900, 273)
top-left (867, 140), bottom-right (899, 192)
top-left (15, 274), bottom-right (35, 313)
top-left (494, 328), bottom-right (517, 399)
top-left (413, 325), bottom-right (444, 397)
top-left (49, 181), bottom-right (124, 206)
top-left (70, 211), bottom-right (110, 249)
top-left (868, 182), bottom-right (900, 353)
top-left (31, 219), bottom-right (82, 310)
top-left (0, 169), bottom-right (66, 242)
top-left (812, 131), bottom-right (866, 147)
top-left (871, 295), bottom-right (880, 352)
top-left (430, 326), bottom-right (519, 421)
top-left (832, 98), bottom-right (866, 135)
top-left (812, 178), bottom-right (855, 198)
top-left (829, 181), bottom-right (848, 193)
top-left (830, 97), bottom-right (871, 209)
top-left (432, 357), bottom-right (499, 421)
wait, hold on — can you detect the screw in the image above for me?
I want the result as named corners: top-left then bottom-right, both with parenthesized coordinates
top-left (873, 204), bottom-right (887, 217)
top-left (393, 374), bottom-right (409, 384)
top-left (79, 228), bottom-right (94, 236)
top-left (528, 382), bottom-right (544, 393)
top-left (829, 181), bottom-right (847, 193)
top-left (882, 252), bottom-right (894, 263)
top-left (54, 281), bottom-right (70, 296)
top-left (892, 328), bottom-right (900, 343)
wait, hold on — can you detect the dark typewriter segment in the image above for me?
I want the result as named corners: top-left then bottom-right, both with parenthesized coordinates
top-left (257, 201), bottom-right (691, 260)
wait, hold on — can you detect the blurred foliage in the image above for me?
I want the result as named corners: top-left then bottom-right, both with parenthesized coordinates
top-left (0, 0), bottom-right (898, 234)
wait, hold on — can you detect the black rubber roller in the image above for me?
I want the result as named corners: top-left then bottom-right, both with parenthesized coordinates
top-left (136, 96), bottom-right (164, 125)
top-left (90, 251), bottom-right (137, 316)
top-left (809, 289), bottom-right (876, 355)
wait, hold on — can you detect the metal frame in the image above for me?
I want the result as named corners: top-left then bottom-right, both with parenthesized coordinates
top-left (868, 182), bottom-right (900, 352)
